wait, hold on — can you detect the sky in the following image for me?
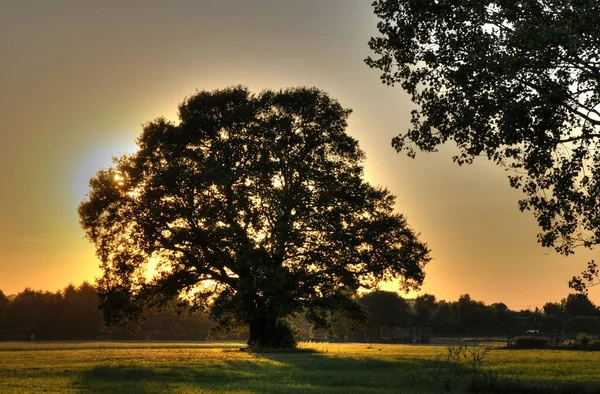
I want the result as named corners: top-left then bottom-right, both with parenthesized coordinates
top-left (0, 0), bottom-right (596, 308)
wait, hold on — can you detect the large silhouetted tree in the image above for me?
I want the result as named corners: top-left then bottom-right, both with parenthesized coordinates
top-left (367, 0), bottom-right (600, 287)
top-left (78, 86), bottom-right (430, 348)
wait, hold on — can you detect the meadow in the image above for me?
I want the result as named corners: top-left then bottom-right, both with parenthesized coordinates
top-left (1, 341), bottom-right (600, 393)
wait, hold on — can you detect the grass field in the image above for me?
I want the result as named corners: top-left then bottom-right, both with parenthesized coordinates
top-left (1, 341), bottom-right (600, 393)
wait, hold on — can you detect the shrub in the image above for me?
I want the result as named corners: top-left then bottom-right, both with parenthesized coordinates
top-left (575, 332), bottom-right (591, 347)
top-left (568, 333), bottom-right (600, 350)
top-left (511, 336), bottom-right (548, 349)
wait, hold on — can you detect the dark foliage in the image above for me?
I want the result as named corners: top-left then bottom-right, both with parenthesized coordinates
top-left (359, 290), bottom-right (412, 341)
top-left (511, 336), bottom-right (548, 349)
top-left (0, 283), bottom-right (227, 341)
top-left (413, 293), bottom-right (437, 327)
top-left (367, 0), bottom-right (600, 289)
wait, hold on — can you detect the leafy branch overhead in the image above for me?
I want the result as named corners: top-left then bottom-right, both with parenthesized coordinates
top-left (367, 0), bottom-right (600, 259)
top-left (78, 86), bottom-right (430, 348)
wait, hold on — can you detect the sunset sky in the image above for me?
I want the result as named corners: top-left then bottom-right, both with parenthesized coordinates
top-left (0, 0), bottom-right (596, 308)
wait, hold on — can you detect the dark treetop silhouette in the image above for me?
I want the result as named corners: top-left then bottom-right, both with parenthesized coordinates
top-left (78, 86), bottom-right (430, 348)
top-left (366, 0), bottom-right (600, 289)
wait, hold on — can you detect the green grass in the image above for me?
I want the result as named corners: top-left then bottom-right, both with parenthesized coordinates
top-left (1, 341), bottom-right (600, 393)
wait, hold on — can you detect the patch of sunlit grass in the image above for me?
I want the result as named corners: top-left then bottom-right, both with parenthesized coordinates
top-left (1, 342), bottom-right (600, 393)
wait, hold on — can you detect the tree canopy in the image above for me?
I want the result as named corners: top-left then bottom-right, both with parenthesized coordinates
top-left (78, 86), bottom-right (430, 348)
top-left (366, 1), bottom-right (600, 271)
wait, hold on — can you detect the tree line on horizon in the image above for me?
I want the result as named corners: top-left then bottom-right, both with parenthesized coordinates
top-left (1, 283), bottom-right (599, 342)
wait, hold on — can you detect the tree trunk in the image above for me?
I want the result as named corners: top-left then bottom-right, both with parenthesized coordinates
top-left (247, 311), bottom-right (296, 348)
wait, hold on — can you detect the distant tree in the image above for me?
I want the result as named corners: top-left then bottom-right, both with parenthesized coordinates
top-left (456, 294), bottom-right (483, 334)
top-left (542, 314), bottom-right (563, 334)
top-left (514, 309), bottom-right (543, 333)
top-left (359, 291), bottom-right (412, 341)
top-left (60, 282), bottom-right (103, 339)
top-left (78, 86), bottom-right (430, 348)
top-left (3, 289), bottom-right (61, 339)
top-left (367, 0), bottom-right (600, 279)
top-left (0, 290), bottom-right (8, 330)
top-left (432, 300), bottom-right (460, 334)
top-left (413, 293), bottom-right (437, 327)
top-left (491, 303), bottom-right (513, 335)
top-left (456, 294), bottom-right (499, 335)
top-left (60, 284), bottom-right (79, 338)
top-left (562, 294), bottom-right (598, 318)
top-left (543, 302), bottom-right (565, 318)
top-left (565, 315), bottom-right (600, 335)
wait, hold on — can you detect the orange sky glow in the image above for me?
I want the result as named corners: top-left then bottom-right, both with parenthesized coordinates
top-left (0, 0), bottom-right (597, 309)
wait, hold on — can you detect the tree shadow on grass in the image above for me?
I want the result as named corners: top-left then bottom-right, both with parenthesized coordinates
top-left (257, 350), bottom-right (600, 394)
top-left (76, 348), bottom-right (600, 394)
top-left (77, 361), bottom-right (262, 394)
top-left (76, 353), bottom-right (431, 394)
